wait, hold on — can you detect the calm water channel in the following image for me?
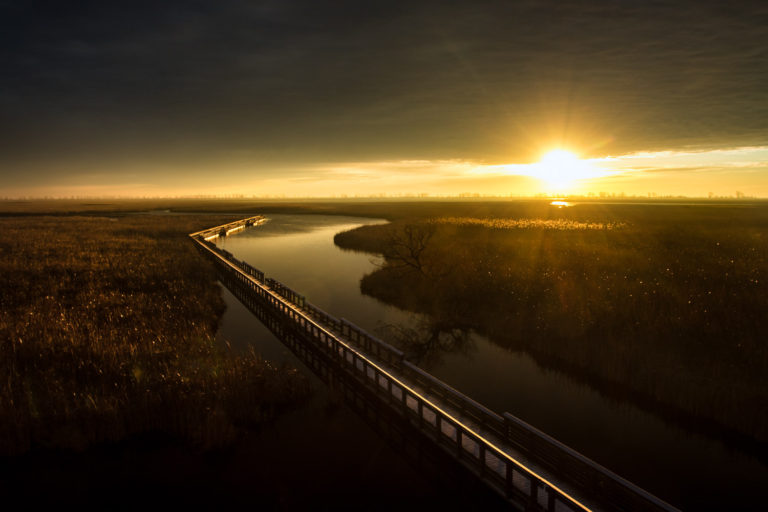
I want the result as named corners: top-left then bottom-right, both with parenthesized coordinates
top-left (215, 214), bottom-right (768, 511)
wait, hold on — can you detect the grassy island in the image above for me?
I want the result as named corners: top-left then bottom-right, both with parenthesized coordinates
top-left (334, 201), bottom-right (768, 445)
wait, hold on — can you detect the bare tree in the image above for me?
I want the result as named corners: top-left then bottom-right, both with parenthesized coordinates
top-left (382, 223), bottom-right (436, 275)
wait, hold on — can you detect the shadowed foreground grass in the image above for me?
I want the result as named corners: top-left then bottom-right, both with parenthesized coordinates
top-left (0, 215), bottom-right (310, 456)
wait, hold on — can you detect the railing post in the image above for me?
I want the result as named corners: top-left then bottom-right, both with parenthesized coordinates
top-left (547, 485), bottom-right (556, 512)
top-left (418, 400), bottom-right (423, 429)
top-left (529, 477), bottom-right (539, 510)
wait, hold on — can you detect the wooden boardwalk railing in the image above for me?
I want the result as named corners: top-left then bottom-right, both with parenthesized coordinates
top-left (190, 217), bottom-right (681, 512)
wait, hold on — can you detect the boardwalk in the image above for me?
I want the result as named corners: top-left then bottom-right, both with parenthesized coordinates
top-left (191, 217), bottom-right (680, 512)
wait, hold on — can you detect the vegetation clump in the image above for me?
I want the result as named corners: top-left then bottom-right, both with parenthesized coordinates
top-left (335, 205), bottom-right (768, 443)
top-left (430, 216), bottom-right (624, 231)
top-left (0, 215), bottom-right (310, 455)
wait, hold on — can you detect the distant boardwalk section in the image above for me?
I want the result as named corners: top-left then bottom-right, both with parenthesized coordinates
top-left (190, 217), bottom-right (679, 512)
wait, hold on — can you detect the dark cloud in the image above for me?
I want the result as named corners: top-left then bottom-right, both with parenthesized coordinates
top-left (1, 0), bottom-right (767, 178)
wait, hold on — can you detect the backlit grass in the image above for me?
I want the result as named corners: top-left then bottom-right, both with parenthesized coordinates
top-left (430, 216), bottom-right (623, 230)
top-left (335, 206), bottom-right (768, 442)
top-left (0, 215), bottom-right (310, 455)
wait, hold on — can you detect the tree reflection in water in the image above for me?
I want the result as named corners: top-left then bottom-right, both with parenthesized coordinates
top-left (377, 315), bottom-right (476, 368)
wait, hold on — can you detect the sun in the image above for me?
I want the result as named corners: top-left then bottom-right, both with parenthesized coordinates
top-left (533, 149), bottom-right (594, 189)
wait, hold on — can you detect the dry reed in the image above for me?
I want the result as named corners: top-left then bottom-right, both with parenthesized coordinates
top-left (0, 215), bottom-right (310, 455)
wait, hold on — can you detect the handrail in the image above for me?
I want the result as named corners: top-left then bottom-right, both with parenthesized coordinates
top-left (189, 217), bottom-right (681, 512)
top-left (195, 236), bottom-right (590, 511)
top-left (339, 318), bottom-right (405, 368)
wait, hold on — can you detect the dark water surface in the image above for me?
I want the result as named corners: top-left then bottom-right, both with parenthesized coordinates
top-left (215, 214), bottom-right (768, 511)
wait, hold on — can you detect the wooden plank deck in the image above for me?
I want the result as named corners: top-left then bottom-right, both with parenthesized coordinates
top-left (191, 217), bottom-right (681, 512)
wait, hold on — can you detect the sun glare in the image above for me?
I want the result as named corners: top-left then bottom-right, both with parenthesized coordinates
top-left (534, 149), bottom-right (594, 189)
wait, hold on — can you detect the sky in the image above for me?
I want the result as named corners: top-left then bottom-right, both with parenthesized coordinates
top-left (2, 1), bottom-right (768, 198)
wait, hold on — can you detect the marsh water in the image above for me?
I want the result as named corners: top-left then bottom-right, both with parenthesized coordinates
top-left (215, 214), bottom-right (768, 510)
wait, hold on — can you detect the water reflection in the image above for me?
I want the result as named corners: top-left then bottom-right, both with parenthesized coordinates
top-left (216, 213), bottom-right (768, 511)
top-left (377, 316), bottom-right (475, 368)
top-left (215, 267), bottom-right (508, 510)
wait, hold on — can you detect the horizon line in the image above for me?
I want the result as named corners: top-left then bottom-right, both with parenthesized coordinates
top-left (1, 193), bottom-right (766, 202)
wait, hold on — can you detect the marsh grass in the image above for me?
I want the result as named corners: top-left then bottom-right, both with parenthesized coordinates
top-left (335, 207), bottom-right (768, 442)
top-left (430, 216), bottom-right (624, 231)
top-left (0, 215), bottom-right (310, 455)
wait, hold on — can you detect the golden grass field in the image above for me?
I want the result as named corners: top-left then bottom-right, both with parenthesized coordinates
top-left (0, 214), bottom-right (310, 455)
